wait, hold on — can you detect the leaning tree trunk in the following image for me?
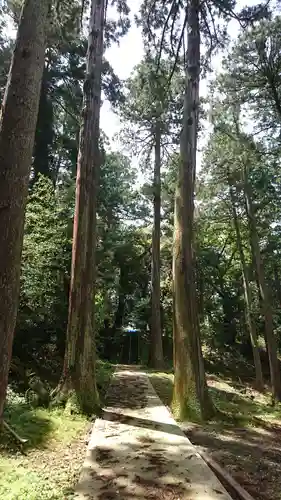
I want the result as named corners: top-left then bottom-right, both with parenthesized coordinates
top-left (228, 172), bottom-right (263, 391)
top-left (150, 122), bottom-right (164, 368)
top-left (172, 0), bottom-right (214, 420)
top-left (59, 0), bottom-right (105, 413)
top-left (0, 0), bottom-right (50, 423)
top-left (243, 166), bottom-right (281, 402)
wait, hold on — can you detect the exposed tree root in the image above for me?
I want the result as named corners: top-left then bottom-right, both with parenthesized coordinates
top-left (3, 420), bottom-right (28, 444)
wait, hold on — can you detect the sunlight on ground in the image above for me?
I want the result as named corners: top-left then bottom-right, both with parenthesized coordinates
top-left (0, 361), bottom-right (113, 500)
top-left (2, 365), bottom-right (281, 499)
top-left (148, 370), bottom-right (281, 428)
top-left (0, 400), bottom-right (88, 500)
top-left (147, 366), bottom-right (281, 500)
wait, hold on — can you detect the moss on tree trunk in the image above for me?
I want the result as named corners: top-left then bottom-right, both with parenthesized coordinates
top-left (57, 0), bottom-right (106, 414)
top-left (172, 0), bottom-right (214, 421)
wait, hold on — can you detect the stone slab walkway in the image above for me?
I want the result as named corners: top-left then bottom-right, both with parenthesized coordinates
top-left (75, 368), bottom-right (232, 499)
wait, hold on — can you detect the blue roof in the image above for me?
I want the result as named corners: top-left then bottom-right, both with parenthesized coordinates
top-left (123, 326), bottom-right (140, 333)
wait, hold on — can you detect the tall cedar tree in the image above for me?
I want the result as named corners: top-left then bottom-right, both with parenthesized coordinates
top-left (120, 58), bottom-right (182, 368)
top-left (172, 0), bottom-right (215, 419)
top-left (0, 0), bottom-right (51, 422)
top-left (139, 0), bottom-right (269, 420)
top-left (57, 0), bottom-right (105, 412)
top-left (151, 120), bottom-right (164, 368)
top-left (201, 117), bottom-right (278, 398)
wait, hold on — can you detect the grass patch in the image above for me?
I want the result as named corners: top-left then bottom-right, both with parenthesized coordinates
top-left (207, 377), bottom-right (281, 427)
top-left (0, 460), bottom-right (76, 500)
top-left (96, 360), bottom-right (114, 402)
top-left (2, 389), bottom-right (53, 451)
top-left (0, 391), bottom-right (88, 499)
top-left (0, 361), bottom-right (114, 499)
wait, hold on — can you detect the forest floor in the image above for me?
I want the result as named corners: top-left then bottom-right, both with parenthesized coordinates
top-left (149, 349), bottom-right (281, 500)
top-left (0, 361), bottom-right (113, 500)
top-left (2, 351), bottom-right (281, 499)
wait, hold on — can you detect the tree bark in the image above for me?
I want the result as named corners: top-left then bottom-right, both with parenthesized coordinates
top-left (112, 266), bottom-right (126, 333)
top-left (32, 65), bottom-right (54, 183)
top-left (0, 0), bottom-right (50, 422)
top-left (59, 0), bottom-right (105, 413)
top-left (228, 172), bottom-right (263, 391)
top-left (273, 265), bottom-right (281, 305)
top-left (150, 122), bottom-right (164, 368)
top-left (243, 167), bottom-right (281, 401)
top-left (221, 289), bottom-right (237, 345)
top-left (172, 183), bottom-right (197, 419)
top-left (172, 0), bottom-right (214, 420)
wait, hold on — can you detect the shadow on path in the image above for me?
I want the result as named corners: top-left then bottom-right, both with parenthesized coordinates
top-left (102, 410), bottom-right (184, 437)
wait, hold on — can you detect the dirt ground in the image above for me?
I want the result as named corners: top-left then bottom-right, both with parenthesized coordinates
top-left (185, 414), bottom-right (281, 500)
top-left (149, 370), bottom-right (281, 500)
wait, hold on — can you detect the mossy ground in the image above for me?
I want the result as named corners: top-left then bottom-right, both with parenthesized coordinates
top-left (0, 361), bottom-right (114, 500)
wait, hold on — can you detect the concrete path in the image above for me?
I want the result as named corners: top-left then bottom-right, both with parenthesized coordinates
top-left (75, 368), bottom-right (232, 499)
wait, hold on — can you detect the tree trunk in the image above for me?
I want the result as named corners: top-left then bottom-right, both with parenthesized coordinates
top-left (110, 267), bottom-right (126, 362)
top-left (59, 0), bottom-right (105, 413)
top-left (32, 65), bottom-right (54, 183)
top-left (221, 290), bottom-right (237, 345)
top-left (150, 122), bottom-right (164, 368)
top-left (228, 173), bottom-right (263, 391)
top-left (243, 167), bottom-right (281, 401)
top-left (172, 0), bottom-right (214, 420)
top-left (0, 0), bottom-right (50, 422)
top-left (172, 184), bottom-right (196, 419)
top-left (273, 265), bottom-right (281, 305)
top-left (112, 265), bottom-right (127, 334)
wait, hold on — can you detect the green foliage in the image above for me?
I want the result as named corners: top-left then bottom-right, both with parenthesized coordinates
top-left (2, 0), bottom-right (281, 455)
top-left (197, 59), bottom-right (281, 350)
top-left (218, 15), bottom-right (281, 146)
top-left (138, 0), bottom-right (237, 67)
top-left (120, 54), bottom-right (183, 169)
top-left (2, 387), bottom-right (87, 450)
top-left (16, 175), bottom-right (71, 355)
top-left (0, 14), bottom-right (13, 102)
top-left (96, 360), bottom-right (114, 400)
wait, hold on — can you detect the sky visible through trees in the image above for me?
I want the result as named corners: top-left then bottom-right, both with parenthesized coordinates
top-left (102, 0), bottom-right (261, 173)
